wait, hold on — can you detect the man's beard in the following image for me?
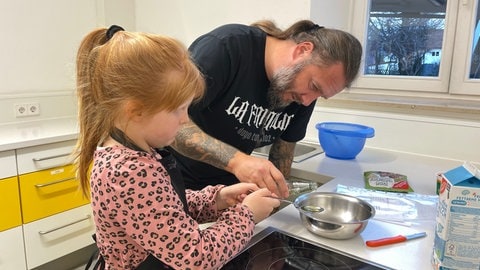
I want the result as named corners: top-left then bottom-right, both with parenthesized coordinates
top-left (267, 60), bottom-right (307, 110)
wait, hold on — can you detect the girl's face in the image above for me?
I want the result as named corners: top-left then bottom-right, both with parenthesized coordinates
top-left (137, 97), bottom-right (193, 149)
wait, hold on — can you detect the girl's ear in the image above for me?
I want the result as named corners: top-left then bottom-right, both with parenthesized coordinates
top-left (124, 100), bottom-right (144, 120)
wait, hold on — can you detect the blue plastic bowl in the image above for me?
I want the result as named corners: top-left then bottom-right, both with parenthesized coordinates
top-left (315, 122), bottom-right (375, 160)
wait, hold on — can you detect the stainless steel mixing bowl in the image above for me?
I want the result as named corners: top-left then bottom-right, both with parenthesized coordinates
top-left (293, 192), bottom-right (375, 240)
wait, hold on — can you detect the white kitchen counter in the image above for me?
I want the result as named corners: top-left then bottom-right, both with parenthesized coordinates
top-left (254, 148), bottom-right (465, 270)
top-left (0, 117), bottom-right (78, 152)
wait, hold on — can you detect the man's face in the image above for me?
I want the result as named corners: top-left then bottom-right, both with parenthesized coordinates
top-left (268, 59), bottom-right (346, 109)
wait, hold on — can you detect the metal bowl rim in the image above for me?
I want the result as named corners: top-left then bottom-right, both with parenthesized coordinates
top-left (294, 192), bottom-right (376, 223)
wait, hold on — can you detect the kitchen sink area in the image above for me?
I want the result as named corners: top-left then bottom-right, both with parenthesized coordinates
top-left (253, 142), bottom-right (324, 163)
top-left (253, 142), bottom-right (332, 210)
top-left (281, 168), bottom-right (333, 209)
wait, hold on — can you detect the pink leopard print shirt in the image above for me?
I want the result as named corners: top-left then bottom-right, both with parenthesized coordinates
top-left (90, 145), bottom-right (255, 269)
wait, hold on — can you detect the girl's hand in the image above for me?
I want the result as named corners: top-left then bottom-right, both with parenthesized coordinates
top-left (216, 183), bottom-right (259, 210)
top-left (217, 184), bottom-right (280, 223)
top-left (242, 188), bottom-right (281, 223)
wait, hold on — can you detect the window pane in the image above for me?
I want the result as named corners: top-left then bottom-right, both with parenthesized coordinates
top-left (365, 0), bottom-right (446, 77)
top-left (469, 2), bottom-right (480, 79)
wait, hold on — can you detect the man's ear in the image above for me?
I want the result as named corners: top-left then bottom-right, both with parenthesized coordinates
top-left (293, 41), bottom-right (314, 59)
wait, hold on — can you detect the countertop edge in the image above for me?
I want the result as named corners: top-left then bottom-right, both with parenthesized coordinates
top-left (0, 134), bottom-right (79, 152)
top-left (0, 117), bottom-right (79, 152)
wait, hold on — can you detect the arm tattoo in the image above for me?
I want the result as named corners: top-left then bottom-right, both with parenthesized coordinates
top-left (269, 139), bottom-right (295, 178)
top-left (171, 122), bottom-right (238, 170)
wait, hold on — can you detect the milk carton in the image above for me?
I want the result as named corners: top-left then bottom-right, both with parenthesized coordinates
top-left (432, 162), bottom-right (480, 270)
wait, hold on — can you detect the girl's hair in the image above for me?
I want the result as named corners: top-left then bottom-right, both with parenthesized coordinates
top-left (74, 27), bottom-right (205, 196)
top-left (251, 20), bottom-right (362, 87)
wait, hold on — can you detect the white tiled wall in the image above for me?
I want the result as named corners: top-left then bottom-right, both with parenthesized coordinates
top-left (0, 92), bottom-right (77, 125)
top-left (303, 106), bottom-right (480, 163)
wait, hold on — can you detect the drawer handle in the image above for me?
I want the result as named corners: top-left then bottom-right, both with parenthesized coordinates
top-left (38, 215), bottom-right (91, 235)
top-left (32, 153), bottom-right (71, 162)
top-left (34, 177), bottom-right (77, 188)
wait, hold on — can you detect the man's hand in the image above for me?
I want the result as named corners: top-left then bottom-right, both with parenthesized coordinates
top-left (228, 152), bottom-right (289, 198)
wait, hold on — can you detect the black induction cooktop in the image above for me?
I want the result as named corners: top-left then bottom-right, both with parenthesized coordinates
top-left (221, 227), bottom-right (389, 270)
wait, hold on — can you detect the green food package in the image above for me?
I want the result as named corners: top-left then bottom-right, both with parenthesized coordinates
top-left (364, 171), bottom-right (413, 193)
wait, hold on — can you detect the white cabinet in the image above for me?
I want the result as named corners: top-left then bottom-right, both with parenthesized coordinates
top-left (0, 227), bottom-right (27, 270)
top-left (1, 140), bottom-right (94, 269)
top-left (0, 150), bottom-right (26, 270)
top-left (0, 150), bottom-right (17, 178)
top-left (16, 140), bottom-right (94, 269)
top-left (23, 205), bottom-right (94, 269)
top-left (16, 140), bottom-right (76, 175)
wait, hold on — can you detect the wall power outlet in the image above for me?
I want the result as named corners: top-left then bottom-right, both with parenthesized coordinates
top-left (14, 103), bottom-right (40, 117)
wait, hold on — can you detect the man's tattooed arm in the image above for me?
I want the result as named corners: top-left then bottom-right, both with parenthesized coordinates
top-left (171, 121), bottom-right (238, 170)
top-left (172, 122), bottom-right (290, 197)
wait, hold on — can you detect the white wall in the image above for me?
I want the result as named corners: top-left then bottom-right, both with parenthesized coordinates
top-left (0, 0), bottom-right (96, 94)
top-left (98, 0), bottom-right (136, 31)
top-left (1, 0), bottom-right (477, 163)
top-left (134, 0), bottom-right (311, 46)
top-left (310, 0), bottom-right (352, 30)
top-left (0, 0), bottom-right (135, 125)
top-left (303, 106), bottom-right (480, 163)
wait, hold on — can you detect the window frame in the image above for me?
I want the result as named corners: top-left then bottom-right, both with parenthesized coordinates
top-left (450, 0), bottom-right (480, 95)
top-left (340, 0), bottom-right (480, 104)
top-left (350, 0), bottom-right (460, 94)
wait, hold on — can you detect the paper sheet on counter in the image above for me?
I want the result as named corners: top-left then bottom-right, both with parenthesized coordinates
top-left (336, 184), bottom-right (438, 226)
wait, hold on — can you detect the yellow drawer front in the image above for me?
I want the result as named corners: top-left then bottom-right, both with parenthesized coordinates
top-left (19, 165), bottom-right (90, 223)
top-left (0, 177), bottom-right (22, 231)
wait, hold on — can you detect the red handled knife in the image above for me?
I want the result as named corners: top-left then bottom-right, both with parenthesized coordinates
top-left (366, 232), bottom-right (427, 247)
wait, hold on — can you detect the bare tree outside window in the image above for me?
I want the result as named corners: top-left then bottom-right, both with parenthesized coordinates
top-left (469, 3), bottom-right (480, 79)
top-left (364, 0), bottom-right (446, 77)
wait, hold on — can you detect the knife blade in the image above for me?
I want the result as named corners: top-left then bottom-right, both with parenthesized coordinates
top-left (366, 232), bottom-right (427, 247)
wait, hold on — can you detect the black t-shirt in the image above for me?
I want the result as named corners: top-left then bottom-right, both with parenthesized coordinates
top-left (169, 24), bottom-right (316, 189)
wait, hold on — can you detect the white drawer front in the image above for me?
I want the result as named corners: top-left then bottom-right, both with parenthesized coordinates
top-left (0, 226), bottom-right (27, 270)
top-left (16, 140), bottom-right (76, 174)
top-left (0, 150), bottom-right (16, 178)
top-left (23, 204), bottom-right (95, 269)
